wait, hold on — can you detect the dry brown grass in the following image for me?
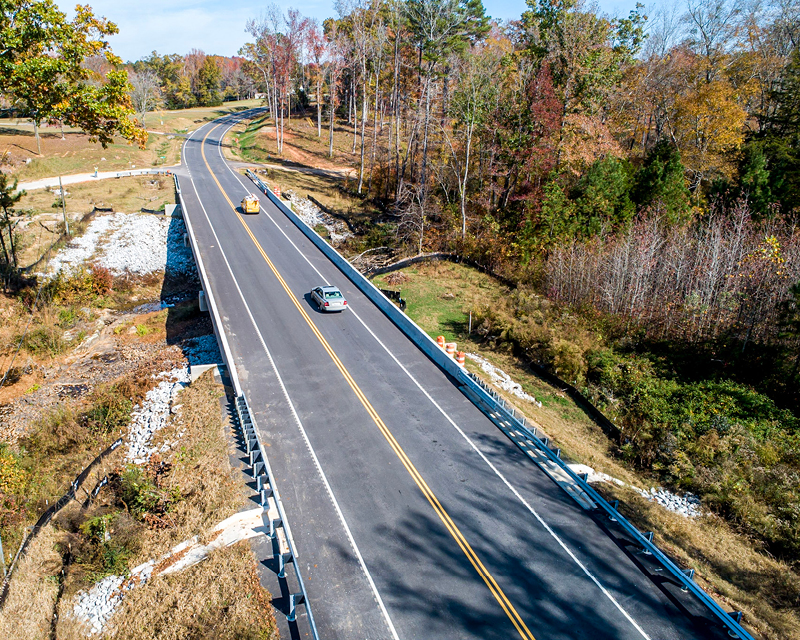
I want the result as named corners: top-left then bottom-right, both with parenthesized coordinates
top-left (52, 370), bottom-right (273, 639)
top-left (132, 371), bottom-right (243, 560)
top-left (607, 485), bottom-right (800, 640)
top-left (0, 527), bottom-right (63, 640)
top-left (106, 542), bottom-right (277, 640)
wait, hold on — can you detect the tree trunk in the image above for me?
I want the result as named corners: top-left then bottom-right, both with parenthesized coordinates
top-left (357, 78), bottom-right (368, 194)
top-left (329, 85), bottom-right (336, 157)
top-left (368, 63), bottom-right (382, 197)
top-left (460, 120), bottom-right (474, 241)
top-left (2, 210), bottom-right (16, 269)
top-left (33, 119), bottom-right (41, 155)
top-left (316, 80), bottom-right (322, 137)
top-left (352, 75), bottom-right (358, 154)
top-left (420, 74), bottom-right (432, 197)
top-left (273, 82), bottom-right (280, 153)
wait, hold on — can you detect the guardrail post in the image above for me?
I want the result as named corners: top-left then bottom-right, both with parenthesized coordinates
top-left (268, 515), bottom-right (282, 539)
top-left (681, 568), bottom-right (695, 592)
top-left (609, 500), bottom-right (619, 522)
top-left (642, 531), bottom-right (654, 555)
top-left (277, 551), bottom-right (292, 579)
top-left (727, 611), bottom-right (744, 637)
top-left (288, 592), bottom-right (305, 623)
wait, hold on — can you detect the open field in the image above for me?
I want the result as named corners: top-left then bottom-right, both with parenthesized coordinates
top-left (374, 260), bottom-right (800, 640)
top-left (0, 128), bottom-right (181, 182)
top-left (0, 100), bottom-right (262, 183)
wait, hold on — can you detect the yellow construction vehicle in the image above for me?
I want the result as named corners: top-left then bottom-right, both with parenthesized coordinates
top-left (241, 194), bottom-right (260, 214)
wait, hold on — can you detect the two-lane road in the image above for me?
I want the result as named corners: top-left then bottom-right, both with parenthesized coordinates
top-left (178, 111), bottom-right (726, 640)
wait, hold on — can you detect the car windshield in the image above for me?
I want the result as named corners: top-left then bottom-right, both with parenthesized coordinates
top-left (324, 291), bottom-right (342, 299)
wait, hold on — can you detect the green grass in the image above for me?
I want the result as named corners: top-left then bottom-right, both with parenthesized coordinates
top-left (373, 261), bottom-right (508, 343)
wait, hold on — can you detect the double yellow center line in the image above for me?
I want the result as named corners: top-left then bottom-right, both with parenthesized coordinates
top-left (199, 124), bottom-right (536, 640)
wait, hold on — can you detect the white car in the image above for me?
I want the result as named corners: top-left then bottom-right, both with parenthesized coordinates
top-left (310, 285), bottom-right (348, 312)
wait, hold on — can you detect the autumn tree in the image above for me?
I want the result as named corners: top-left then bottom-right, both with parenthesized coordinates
top-left (196, 57), bottom-right (223, 106)
top-left (0, 0), bottom-right (146, 152)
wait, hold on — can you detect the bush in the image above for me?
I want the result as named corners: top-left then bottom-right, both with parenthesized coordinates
top-left (117, 466), bottom-right (160, 516)
top-left (85, 384), bottom-right (133, 434)
top-left (20, 325), bottom-right (65, 356)
top-left (79, 512), bottom-right (133, 579)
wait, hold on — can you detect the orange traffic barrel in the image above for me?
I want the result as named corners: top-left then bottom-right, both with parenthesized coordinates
top-left (436, 336), bottom-right (445, 348)
top-left (456, 351), bottom-right (466, 366)
top-left (274, 184), bottom-right (281, 198)
top-left (445, 342), bottom-right (457, 356)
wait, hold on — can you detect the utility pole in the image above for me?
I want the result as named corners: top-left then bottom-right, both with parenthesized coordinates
top-left (58, 176), bottom-right (69, 235)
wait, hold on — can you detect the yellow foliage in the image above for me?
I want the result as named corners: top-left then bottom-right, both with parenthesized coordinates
top-left (0, 446), bottom-right (26, 496)
top-left (674, 78), bottom-right (747, 181)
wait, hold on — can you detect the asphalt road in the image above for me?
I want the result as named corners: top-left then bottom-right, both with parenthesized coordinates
top-left (178, 111), bottom-right (730, 640)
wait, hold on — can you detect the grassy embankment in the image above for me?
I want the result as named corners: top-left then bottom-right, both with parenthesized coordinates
top-left (0, 99), bottom-right (261, 183)
top-left (0, 267), bottom-right (276, 639)
top-left (374, 260), bottom-right (800, 640)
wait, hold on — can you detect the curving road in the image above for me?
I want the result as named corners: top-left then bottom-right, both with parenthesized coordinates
top-left (178, 111), bottom-right (728, 640)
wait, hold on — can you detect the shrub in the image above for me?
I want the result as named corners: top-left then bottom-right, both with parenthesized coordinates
top-left (0, 444), bottom-right (26, 495)
top-left (117, 466), bottom-right (160, 516)
top-left (79, 512), bottom-right (133, 579)
top-left (85, 384), bottom-right (133, 434)
top-left (20, 325), bottom-right (65, 356)
top-left (89, 264), bottom-right (112, 296)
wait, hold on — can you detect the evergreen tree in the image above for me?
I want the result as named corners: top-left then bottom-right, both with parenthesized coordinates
top-left (632, 140), bottom-right (691, 223)
top-left (573, 156), bottom-right (634, 236)
top-left (737, 143), bottom-right (774, 217)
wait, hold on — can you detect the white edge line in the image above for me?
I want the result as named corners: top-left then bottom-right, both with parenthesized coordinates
top-left (182, 118), bottom-right (401, 640)
top-left (214, 122), bottom-right (652, 640)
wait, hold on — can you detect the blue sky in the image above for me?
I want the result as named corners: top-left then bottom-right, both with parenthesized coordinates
top-left (58, 0), bottom-right (642, 62)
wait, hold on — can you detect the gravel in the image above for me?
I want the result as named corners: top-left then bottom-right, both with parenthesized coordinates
top-left (286, 191), bottom-right (352, 244)
top-left (125, 367), bottom-right (189, 465)
top-left (182, 334), bottom-right (222, 366)
top-left (72, 561), bottom-right (155, 635)
top-left (47, 212), bottom-right (195, 276)
top-left (466, 353), bottom-right (542, 407)
top-left (644, 487), bottom-right (703, 518)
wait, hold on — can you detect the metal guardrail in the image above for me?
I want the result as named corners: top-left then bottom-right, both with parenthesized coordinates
top-left (245, 168), bottom-right (754, 640)
top-left (176, 174), bottom-right (318, 638)
top-left (233, 395), bottom-right (318, 635)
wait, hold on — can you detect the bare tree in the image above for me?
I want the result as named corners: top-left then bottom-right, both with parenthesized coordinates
top-left (129, 69), bottom-right (161, 127)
